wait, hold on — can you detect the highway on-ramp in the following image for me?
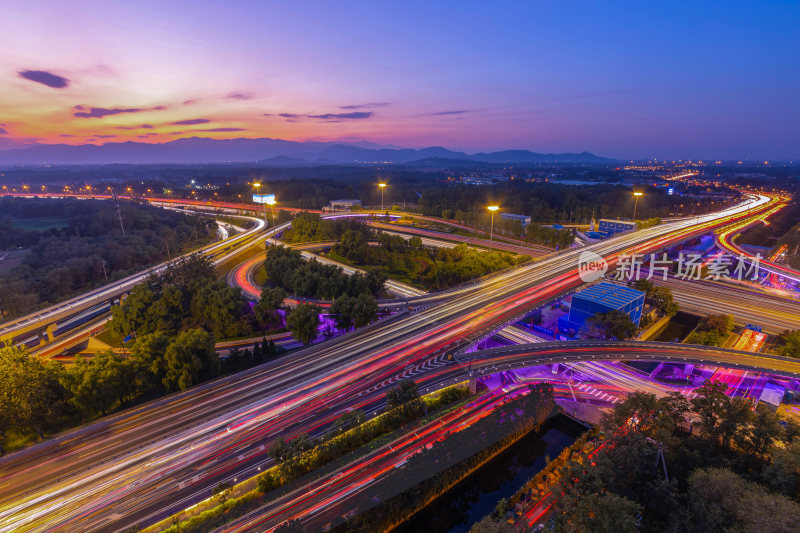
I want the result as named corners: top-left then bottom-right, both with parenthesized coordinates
top-left (0, 193), bottom-right (781, 532)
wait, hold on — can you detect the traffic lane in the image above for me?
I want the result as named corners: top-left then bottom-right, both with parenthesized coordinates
top-left (0, 216), bottom-right (269, 344)
top-left (0, 192), bottom-right (776, 528)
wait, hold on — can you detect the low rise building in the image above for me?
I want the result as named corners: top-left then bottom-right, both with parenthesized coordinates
top-left (558, 282), bottom-right (645, 337)
top-left (327, 199), bottom-right (361, 211)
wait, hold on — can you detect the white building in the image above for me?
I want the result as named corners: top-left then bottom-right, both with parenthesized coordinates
top-left (328, 199), bottom-right (361, 211)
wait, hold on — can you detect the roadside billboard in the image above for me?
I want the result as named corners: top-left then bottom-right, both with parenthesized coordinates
top-left (253, 193), bottom-right (275, 204)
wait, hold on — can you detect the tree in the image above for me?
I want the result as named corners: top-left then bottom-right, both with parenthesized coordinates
top-left (148, 285), bottom-right (184, 335)
top-left (110, 284), bottom-right (157, 337)
top-left (469, 515), bottom-right (517, 533)
top-left (650, 286), bottom-right (678, 316)
top-left (213, 480), bottom-right (234, 507)
top-left (601, 390), bottom-right (687, 448)
top-left (330, 295), bottom-right (356, 331)
top-left (550, 463), bottom-right (642, 533)
top-left (386, 379), bottom-right (420, 409)
top-left (778, 329), bottom-right (800, 359)
top-left (162, 329), bottom-right (219, 391)
top-left (717, 395), bottom-right (753, 450)
top-left (264, 245), bottom-right (304, 288)
top-left (698, 313), bottom-right (734, 335)
top-left (386, 379), bottom-right (426, 420)
top-left (690, 380), bottom-right (729, 446)
top-left (587, 309), bottom-right (637, 340)
top-left (254, 287), bottom-right (286, 329)
top-left (633, 278), bottom-right (654, 295)
top-left (683, 468), bottom-right (800, 532)
top-left (764, 437), bottom-right (800, 499)
top-left (109, 253), bottom-right (250, 341)
top-left (365, 268), bottom-right (387, 295)
top-left (286, 303), bottom-right (320, 345)
top-left (0, 345), bottom-right (65, 441)
top-left (740, 403), bottom-right (784, 457)
top-left (62, 351), bottom-right (138, 416)
top-left (189, 280), bottom-right (252, 339)
top-left (130, 333), bottom-right (170, 392)
top-left (338, 229), bottom-right (369, 262)
top-left (352, 293), bottom-right (378, 328)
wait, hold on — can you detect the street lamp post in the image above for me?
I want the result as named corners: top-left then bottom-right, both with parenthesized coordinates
top-left (487, 205), bottom-right (499, 251)
top-left (253, 182), bottom-right (268, 224)
top-left (378, 183), bottom-right (387, 212)
top-left (632, 191), bottom-right (643, 221)
top-left (266, 196), bottom-right (276, 227)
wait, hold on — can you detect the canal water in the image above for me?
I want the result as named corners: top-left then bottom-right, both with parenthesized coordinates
top-left (391, 414), bottom-right (587, 533)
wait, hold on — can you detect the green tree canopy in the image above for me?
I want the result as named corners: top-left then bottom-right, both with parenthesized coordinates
top-left (162, 328), bottom-right (219, 391)
top-left (587, 309), bottom-right (637, 340)
top-left (286, 303), bottom-right (320, 345)
top-left (61, 351), bottom-right (138, 416)
top-left (254, 287), bottom-right (286, 329)
top-left (778, 329), bottom-right (800, 359)
top-left (0, 345), bottom-right (66, 441)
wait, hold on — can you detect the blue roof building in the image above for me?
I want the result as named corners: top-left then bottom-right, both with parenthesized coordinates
top-left (558, 282), bottom-right (645, 337)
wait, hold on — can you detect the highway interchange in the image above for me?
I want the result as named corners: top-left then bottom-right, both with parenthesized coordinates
top-left (0, 191), bottom-right (798, 532)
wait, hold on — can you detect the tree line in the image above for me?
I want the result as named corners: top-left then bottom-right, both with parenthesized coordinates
top-left (419, 182), bottom-right (681, 226)
top-left (0, 335), bottom-right (282, 454)
top-left (328, 225), bottom-right (522, 290)
top-left (0, 197), bottom-right (216, 320)
top-left (261, 242), bottom-right (387, 345)
top-left (472, 381), bottom-right (800, 532)
top-left (281, 211), bottom-right (371, 243)
top-left (109, 255), bottom-right (260, 341)
top-left (337, 383), bottom-right (556, 533)
top-left (158, 381), bottom-right (470, 533)
top-left (264, 244), bottom-right (386, 300)
top-left (541, 384), bottom-right (799, 532)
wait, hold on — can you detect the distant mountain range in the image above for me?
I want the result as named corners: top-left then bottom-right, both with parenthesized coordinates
top-left (0, 137), bottom-right (615, 166)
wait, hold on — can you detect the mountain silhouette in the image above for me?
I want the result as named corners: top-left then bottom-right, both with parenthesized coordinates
top-left (0, 137), bottom-right (615, 165)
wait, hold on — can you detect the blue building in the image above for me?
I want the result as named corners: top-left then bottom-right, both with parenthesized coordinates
top-left (598, 219), bottom-right (637, 235)
top-left (558, 282), bottom-right (645, 337)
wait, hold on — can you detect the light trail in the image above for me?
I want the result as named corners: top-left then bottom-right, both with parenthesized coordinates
top-left (0, 191), bottom-right (785, 532)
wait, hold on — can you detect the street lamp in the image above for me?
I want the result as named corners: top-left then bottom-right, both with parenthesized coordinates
top-left (487, 205), bottom-right (499, 251)
top-left (266, 195), bottom-right (276, 226)
top-left (632, 191), bottom-right (643, 221)
top-left (378, 183), bottom-right (387, 212)
top-left (253, 182), bottom-right (267, 223)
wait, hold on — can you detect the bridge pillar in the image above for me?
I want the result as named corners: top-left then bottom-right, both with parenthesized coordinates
top-left (469, 378), bottom-right (478, 394)
top-left (45, 323), bottom-right (58, 342)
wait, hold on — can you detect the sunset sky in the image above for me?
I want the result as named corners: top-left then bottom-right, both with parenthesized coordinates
top-left (1, 0), bottom-right (798, 159)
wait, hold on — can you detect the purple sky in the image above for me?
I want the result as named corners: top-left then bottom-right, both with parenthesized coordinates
top-left (1, 0), bottom-right (798, 159)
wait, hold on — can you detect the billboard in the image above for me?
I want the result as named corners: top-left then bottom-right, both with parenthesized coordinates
top-left (253, 193), bottom-right (275, 204)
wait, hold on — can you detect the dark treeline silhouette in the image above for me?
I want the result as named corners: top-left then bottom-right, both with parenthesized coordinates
top-left (0, 197), bottom-right (216, 320)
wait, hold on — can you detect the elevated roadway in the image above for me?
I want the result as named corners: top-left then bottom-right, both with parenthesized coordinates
top-left (0, 215), bottom-right (270, 347)
top-left (654, 277), bottom-right (800, 334)
top-left (715, 197), bottom-right (800, 284)
top-left (0, 192), bottom-right (782, 532)
top-left (198, 341), bottom-right (800, 531)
